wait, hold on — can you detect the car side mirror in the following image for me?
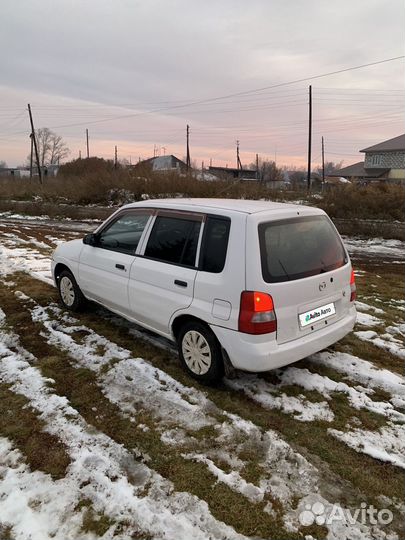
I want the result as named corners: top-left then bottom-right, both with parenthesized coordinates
top-left (83, 233), bottom-right (97, 246)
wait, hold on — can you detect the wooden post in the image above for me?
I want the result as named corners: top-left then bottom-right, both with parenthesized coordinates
top-left (29, 133), bottom-right (33, 180)
top-left (321, 136), bottom-right (325, 190)
top-left (306, 85), bottom-right (312, 191)
top-left (86, 129), bottom-right (90, 158)
top-left (27, 104), bottom-right (42, 184)
top-left (186, 124), bottom-right (191, 171)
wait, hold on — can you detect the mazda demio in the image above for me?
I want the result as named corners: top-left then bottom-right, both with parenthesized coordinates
top-left (52, 199), bottom-right (357, 383)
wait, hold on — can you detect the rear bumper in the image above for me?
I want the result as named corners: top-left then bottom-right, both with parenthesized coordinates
top-left (210, 307), bottom-right (356, 372)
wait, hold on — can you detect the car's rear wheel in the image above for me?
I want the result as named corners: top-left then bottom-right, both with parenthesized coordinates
top-left (57, 270), bottom-right (86, 312)
top-left (177, 321), bottom-right (224, 384)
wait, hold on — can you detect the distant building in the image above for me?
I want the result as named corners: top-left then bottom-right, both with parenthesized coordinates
top-left (135, 155), bottom-right (188, 173)
top-left (208, 166), bottom-right (258, 181)
top-left (329, 134), bottom-right (405, 183)
top-left (0, 165), bottom-right (59, 178)
top-left (0, 167), bottom-right (30, 178)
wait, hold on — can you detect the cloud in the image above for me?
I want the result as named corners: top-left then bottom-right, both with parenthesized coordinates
top-left (0, 0), bottom-right (404, 167)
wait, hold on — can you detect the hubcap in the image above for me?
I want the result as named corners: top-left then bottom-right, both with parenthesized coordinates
top-left (182, 330), bottom-right (212, 375)
top-left (59, 276), bottom-right (75, 307)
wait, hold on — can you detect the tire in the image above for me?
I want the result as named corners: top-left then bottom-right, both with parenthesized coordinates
top-left (177, 321), bottom-right (224, 385)
top-left (57, 270), bottom-right (86, 312)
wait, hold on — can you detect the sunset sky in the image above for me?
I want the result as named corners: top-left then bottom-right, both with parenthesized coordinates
top-left (1, 0), bottom-right (404, 169)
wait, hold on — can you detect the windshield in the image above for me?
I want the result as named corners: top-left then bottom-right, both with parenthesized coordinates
top-left (258, 215), bottom-right (347, 283)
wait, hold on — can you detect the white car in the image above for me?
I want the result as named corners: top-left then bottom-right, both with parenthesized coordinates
top-left (52, 198), bottom-right (357, 383)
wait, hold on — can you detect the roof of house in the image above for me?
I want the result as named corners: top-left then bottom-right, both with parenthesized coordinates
top-left (123, 198), bottom-right (321, 215)
top-left (208, 166), bottom-right (256, 173)
top-left (137, 155), bottom-right (187, 170)
top-left (360, 134), bottom-right (405, 153)
top-left (329, 162), bottom-right (389, 178)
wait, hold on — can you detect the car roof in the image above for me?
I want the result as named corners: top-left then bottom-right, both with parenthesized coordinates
top-left (122, 198), bottom-right (320, 215)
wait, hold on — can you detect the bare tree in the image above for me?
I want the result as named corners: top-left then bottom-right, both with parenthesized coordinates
top-left (249, 158), bottom-right (283, 183)
top-left (34, 128), bottom-right (70, 166)
top-left (316, 161), bottom-right (343, 177)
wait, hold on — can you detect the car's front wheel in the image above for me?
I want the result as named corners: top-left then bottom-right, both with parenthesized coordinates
top-left (57, 270), bottom-right (86, 312)
top-left (177, 321), bottom-right (224, 384)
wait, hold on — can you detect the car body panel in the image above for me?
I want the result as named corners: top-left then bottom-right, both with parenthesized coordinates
top-left (52, 199), bottom-right (356, 373)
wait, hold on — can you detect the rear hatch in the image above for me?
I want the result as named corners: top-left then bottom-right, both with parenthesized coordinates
top-left (252, 212), bottom-right (352, 344)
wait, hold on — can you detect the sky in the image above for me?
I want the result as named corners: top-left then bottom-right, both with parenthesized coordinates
top-left (0, 0), bottom-right (404, 169)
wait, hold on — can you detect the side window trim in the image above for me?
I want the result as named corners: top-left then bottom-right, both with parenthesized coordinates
top-left (137, 212), bottom-right (157, 255)
top-left (194, 217), bottom-right (206, 268)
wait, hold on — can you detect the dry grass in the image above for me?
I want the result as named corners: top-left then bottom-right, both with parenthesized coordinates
top-left (7, 273), bottom-right (405, 512)
top-left (1, 172), bottom-right (403, 238)
top-left (318, 183), bottom-right (405, 221)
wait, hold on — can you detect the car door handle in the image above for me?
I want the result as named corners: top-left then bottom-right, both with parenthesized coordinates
top-left (115, 263), bottom-right (126, 270)
top-left (174, 279), bottom-right (187, 287)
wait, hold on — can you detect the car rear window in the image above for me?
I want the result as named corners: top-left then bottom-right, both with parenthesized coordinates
top-left (258, 215), bottom-right (347, 283)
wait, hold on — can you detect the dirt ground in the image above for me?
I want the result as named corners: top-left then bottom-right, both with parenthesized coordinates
top-left (0, 217), bottom-right (404, 540)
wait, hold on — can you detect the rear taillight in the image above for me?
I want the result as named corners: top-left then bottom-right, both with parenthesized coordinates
top-left (238, 291), bottom-right (277, 334)
top-left (350, 270), bottom-right (356, 302)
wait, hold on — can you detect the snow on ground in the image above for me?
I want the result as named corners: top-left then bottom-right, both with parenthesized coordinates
top-left (17, 291), bottom-right (394, 540)
top-left (355, 300), bottom-right (385, 315)
top-left (182, 453), bottom-right (264, 503)
top-left (0, 312), bottom-right (248, 540)
top-left (355, 330), bottom-right (405, 360)
top-left (1, 221), bottom-right (404, 539)
top-left (226, 373), bottom-right (334, 422)
top-left (329, 423), bottom-right (405, 470)
top-left (276, 366), bottom-right (405, 422)
top-left (356, 311), bottom-right (382, 327)
top-left (342, 237), bottom-right (405, 260)
top-left (0, 243), bottom-right (53, 284)
top-left (0, 211), bottom-right (50, 220)
top-left (310, 351), bottom-right (405, 400)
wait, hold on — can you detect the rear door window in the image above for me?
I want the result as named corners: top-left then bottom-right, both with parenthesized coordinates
top-left (259, 215), bottom-right (347, 283)
top-left (199, 217), bottom-right (230, 273)
top-left (144, 215), bottom-right (201, 266)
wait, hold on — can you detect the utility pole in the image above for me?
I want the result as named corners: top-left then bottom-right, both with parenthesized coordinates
top-left (236, 140), bottom-right (242, 175)
top-left (186, 124), bottom-right (191, 171)
top-left (27, 104), bottom-right (42, 184)
top-left (86, 129), bottom-right (90, 158)
top-left (210, 157), bottom-right (212, 167)
top-left (114, 145), bottom-right (118, 169)
top-left (29, 133), bottom-right (33, 180)
top-left (79, 150), bottom-right (82, 159)
top-left (306, 85), bottom-right (312, 191)
top-left (321, 136), bottom-right (325, 190)
top-left (256, 153), bottom-right (259, 182)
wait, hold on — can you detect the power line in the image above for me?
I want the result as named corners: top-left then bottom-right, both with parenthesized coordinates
top-left (41, 56), bottom-right (405, 130)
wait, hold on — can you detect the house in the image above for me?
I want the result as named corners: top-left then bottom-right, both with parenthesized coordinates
top-left (0, 165), bottom-right (59, 178)
top-left (208, 166), bottom-right (258, 181)
top-left (134, 155), bottom-right (188, 173)
top-left (329, 134), bottom-right (405, 183)
top-left (0, 167), bottom-right (30, 178)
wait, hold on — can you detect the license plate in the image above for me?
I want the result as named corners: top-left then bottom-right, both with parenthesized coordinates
top-left (299, 302), bottom-right (336, 327)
